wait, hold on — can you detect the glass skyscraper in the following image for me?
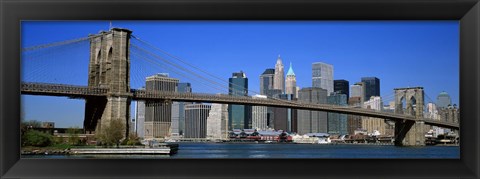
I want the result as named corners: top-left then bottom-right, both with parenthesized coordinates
top-left (327, 92), bottom-right (348, 135)
top-left (437, 91), bottom-right (452, 108)
top-left (228, 71), bottom-right (251, 130)
top-left (334, 79), bottom-right (349, 100)
top-left (312, 62), bottom-right (333, 95)
top-left (172, 82), bottom-right (192, 136)
top-left (297, 87), bottom-right (328, 134)
top-left (259, 68), bottom-right (275, 96)
top-left (361, 77), bottom-right (380, 100)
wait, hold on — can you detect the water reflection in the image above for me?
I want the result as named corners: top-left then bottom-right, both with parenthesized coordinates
top-left (22, 143), bottom-right (460, 159)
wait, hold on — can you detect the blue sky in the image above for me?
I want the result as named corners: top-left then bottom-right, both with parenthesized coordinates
top-left (21, 21), bottom-right (459, 128)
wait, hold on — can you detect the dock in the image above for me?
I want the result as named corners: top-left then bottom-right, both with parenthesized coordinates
top-left (70, 144), bottom-right (178, 155)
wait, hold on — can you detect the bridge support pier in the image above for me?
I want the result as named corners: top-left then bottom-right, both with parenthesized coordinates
top-left (394, 120), bottom-right (425, 146)
top-left (394, 87), bottom-right (426, 146)
top-left (96, 96), bottom-right (131, 138)
top-left (84, 27), bottom-right (132, 140)
top-left (84, 97), bottom-right (107, 133)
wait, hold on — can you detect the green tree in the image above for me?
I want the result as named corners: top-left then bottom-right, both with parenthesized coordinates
top-left (96, 119), bottom-right (125, 147)
top-left (21, 120), bottom-right (45, 146)
top-left (22, 130), bottom-right (53, 147)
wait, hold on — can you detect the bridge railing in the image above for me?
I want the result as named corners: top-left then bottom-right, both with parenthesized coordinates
top-left (132, 90), bottom-right (421, 120)
top-left (21, 82), bottom-right (108, 96)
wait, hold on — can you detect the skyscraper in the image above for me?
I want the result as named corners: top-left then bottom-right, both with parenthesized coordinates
top-left (274, 55), bottom-right (285, 93)
top-left (228, 71), bottom-right (251, 130)
top-left (134, 100), bottom-right (145, 138)
top-left (350, 82), bottom-right (366, 103)
top-left (184, 104), bottom-right (211, 138)
top-left (334, 79), bottom-right (349, 100)
top-left (265, 89), bottom-right (282, 129)
top-left (327, 92), bottom-right (348, 135)
top-left (144, 73), bottom-right (179, 139)
top-left (259, 68), bottom-right (275, 96)
top-left (285, 62), bottom-right (297, 98)
top-left (274, 93), bottom-right (296, 132)
top-left (172, 82), bottom-right (192, 136)
top-left (437, 91), bottom-right (452, 108)
top-left (362, 96), bottom-right (387, 135)
top-left (259, 68), bottom-right (278, 130)
top-left (206, 103), bottom-right (229, 139)
top-left (251, 95), bottom-right (268, 130)
top-left (347, 97), bottom-right (362, 135)
top-left (312, 62), bottom-right (333, 95)
top-left (361, 77), bottom-right (380, 100)
top-left (297, 87), bottom-right (328, 134)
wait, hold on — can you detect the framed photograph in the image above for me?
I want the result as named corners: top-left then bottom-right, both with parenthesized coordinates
top-left (1, 0), bottom-right (479, 178)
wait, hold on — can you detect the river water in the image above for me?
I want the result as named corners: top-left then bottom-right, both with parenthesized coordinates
top-left (22, 143), bottom-right (460, 159)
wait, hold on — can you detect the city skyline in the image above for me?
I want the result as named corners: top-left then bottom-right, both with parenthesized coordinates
top-left (21, 21), bottom-right (459, 127)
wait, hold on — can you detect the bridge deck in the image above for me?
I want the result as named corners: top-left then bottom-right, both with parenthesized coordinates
top-left (20, 82), bottom-right (459, 129)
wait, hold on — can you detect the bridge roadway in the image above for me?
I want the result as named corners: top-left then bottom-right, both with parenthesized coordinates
top-left (21, 82), bottom-right (459, 129)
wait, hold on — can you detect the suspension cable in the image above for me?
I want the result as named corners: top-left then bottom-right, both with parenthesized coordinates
top-left (22, 34), bottom-right (101, 52)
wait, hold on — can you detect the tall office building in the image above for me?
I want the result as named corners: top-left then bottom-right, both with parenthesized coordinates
top-left (362, 96), bottom-right (387, 135)
top-left (347, 97), bottom-right (362, 135)
top-left (171, 103), bottom-right (181, 137)
top-left (295, 86), bottom-right (300, 99)
top-left (135, 100), bottom-right (145, 138)
top-left (259, 68), bottom-right (275, 96)
top-left (251, 95), bottom-right (268, 130)
top-left (274, 93), bottom-right (296, 132)
top-left (206, 103), bottom-right (229, 139)
top-left (184, 104), bottom-right (211, 138)
top-left (361, 77), bottom-right (380, 101)
top-left (350, 82), bottom-right (366, 103)
top-left (334, 79), bottom-right (349, 100)
top-left (171, 82), bottom-right (192, 136)
top-left (327, 92), bottom-right (348, 135)
top-left (285, 62), bottom-right (297, 98)
top-left (312, 62), bottom-right (333, 95)
top-left (265, 89), bottom-right (282, 129)
top-left (144, 73), bottom-right (178, 139)
top-left (437, 91), bottom-right (452, 108)
top-left (426, 103), bottom-right (440, 120)
top-left (297, 87), bottom-right (328, 134)
top-left (274, 55), bottom-right (285, 93)
top-left (228, 71), bottom-right (251, 130)
top-left (260, 67), bottom-right (279, 129)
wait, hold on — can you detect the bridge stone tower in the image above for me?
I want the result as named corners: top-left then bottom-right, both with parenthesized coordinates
top-left (84, 28), bottom-right (132, 138)
top-left (394, 87), bottom-right (425, 146)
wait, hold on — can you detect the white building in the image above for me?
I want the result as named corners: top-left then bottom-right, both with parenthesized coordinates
top-left (135, 100), bottom-right (145, 138)
top-left (426, 102), bottom-right (440, 120)
top-left (251, 95), bottom-right (268, 130)
top-left (206, 103), bottom-right (229, 139)
top-left (312, 62), bottom-right (333, 95)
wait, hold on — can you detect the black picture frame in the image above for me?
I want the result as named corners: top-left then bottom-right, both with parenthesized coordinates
top-left (1, 0), bottom-right (479, 178)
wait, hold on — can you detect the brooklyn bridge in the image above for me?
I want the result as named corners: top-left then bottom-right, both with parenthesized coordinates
top-left (21, 28), bottom-right (459, 146)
